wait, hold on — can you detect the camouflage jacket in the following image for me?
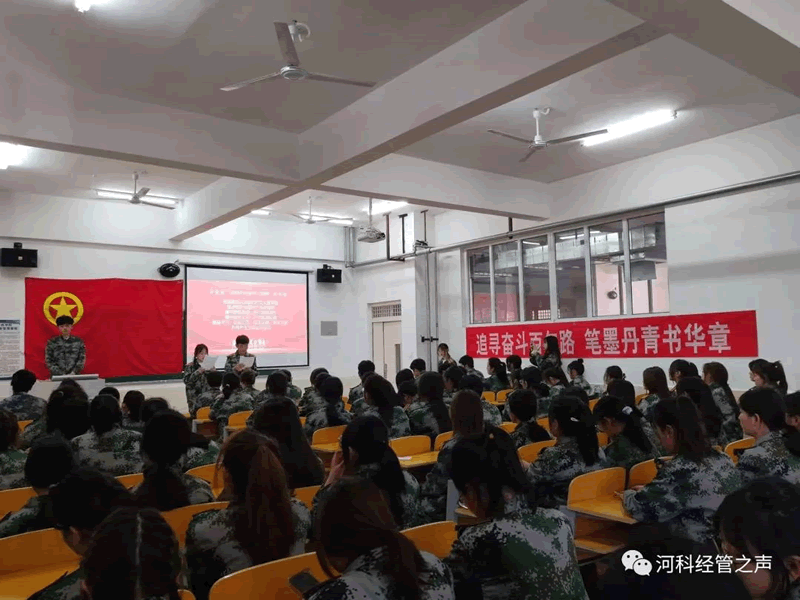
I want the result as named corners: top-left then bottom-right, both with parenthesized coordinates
top-left (407, 401), bottom-right (445, 442)
top-left (121, 415), bottom-right (145, 433)
top-left (0, 448), bottom-right (28, 490)
top-left (360, 405), bottom-right (411, 439)
top-left (299, 390), bottom-right (327, 417)
top-left (444, 495), bottom-right (589, 600)
top-left (600, 433), bottom-right (654, 471)
top-left (538, 385), bottom-right (566, 418)
top-left (44, 336), bottom-right (86, 376)
top-left (19, 415), bottom-right (47, 450)
top-left (637, 393), bottom-right (662, 422)
top-left (286, 384), bottom-right (302, 401)
top-left (132, 467), bottom-right (215, 506)
top-left (183, 360), bottom-right (211, 412)
top-left (304, 404), bottom-right (353, 440)
top-left (251, 390), bottom-right (287, 411)
top-left (180, 441), bottom-right (221, 472)
top-left (186, 499), bottom-right (310, 600)
top-left (70, 426), bottom-right (143, 476)
top-left (223, 352), bottom-right (257, 373)
top-left (570, 375), bottom-right (593, 397)
top-left (416, 436), bottom-right (459, 525)
top-left (0, 494), bottom-right (52, 539)
top-left (737, 431), bottom-right (800, 485)
top-left (308, 546), bottom-right (455, 600)
top-left (209, 389), bottom-right (254, 432)
top-left (709, 383), bottom-right (744, 445)
top-left (482, 400), bottom-right (502, 428)
top-left (509, 421), bottom-right (552, 450)
top-left (530, 352), bottom-right (561, 373)
top-left (466, 367), bottom-right (485, 380)
top-left (483, 375), bottom-right (508, 393)
top-left (623, 451), bottom-right (742, 544)
top-left (443, 389), bottom-right (455, 407)
top-left (27, 567), bottom-right (82, 600)
top-left (0, 393), bottom-right (47, 421)
top-left (348, 383), bottom-right (365, 408)
top-left (191, 390), bottom-right (219, 419)
top-left (526, 437), bottom-right (604, 508)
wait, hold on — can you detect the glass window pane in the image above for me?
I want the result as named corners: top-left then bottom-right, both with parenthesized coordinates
top-left (492, 242), bottom-right (520, 322)
top-left (629, 213), bottom-right (669, 314)
top-left (467, 247), bottom-right (491, 324)
top-left (522, 235), bottom-right (550, 321)
top-left (555, 229), bottom-right (587, 319)
top-left (590, 221), bottom-right (627, 316)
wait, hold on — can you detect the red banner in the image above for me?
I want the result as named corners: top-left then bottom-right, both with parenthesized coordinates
top-left (25, 278), bottom-right (184, 379)
top-left (466, 310), bottom-right (758, 359)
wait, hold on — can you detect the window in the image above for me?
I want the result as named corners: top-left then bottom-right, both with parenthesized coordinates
top-left (492, 242), bottom-right (520, 322)
top-left (555, 229), bottom-right (587, 319)
top-left (467, 247), bottom-right (491, 324)
top-left (522, 235), bottom-right (550, 321)
top-left (590, 221), bottom-right (627, 316)
top-left (629, 213), bottom-right (669, 314)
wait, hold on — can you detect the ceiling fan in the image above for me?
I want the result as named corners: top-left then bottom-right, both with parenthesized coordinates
top-left (127, 172), bottom-right (174, 209)
top-left (220, 22), bottom-right (376, 92)
top-left (488, 108), bottom-right (609, 163)
top-left (290, 196), bottom-right (329, 224)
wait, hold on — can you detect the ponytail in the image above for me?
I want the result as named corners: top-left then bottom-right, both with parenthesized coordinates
top-left (702, 362), bottom-right (740, 418)
top-left (488, 358), bottom-right (510, 386)
top-left (549, 396), bottom-right (599, 466)
top-left (136, 410), bottom-right (193, 511)
top-left (417, 373), bottom-right (452, 438)
top-left (320, 377), bottom-right (347, 427)
top-left (372, 447), bottom-right (407, 527)
top-left (772, 361), bottom-right (789, 395)
top-left (221, 373), bottom-right (241, 400)
top-left (654, 396), bottom-right (712, 462)
top-left (593, 395), bottom-right (652, 454)
top-left (136, 462), bottom-right (190, 511)
top-left (363, 374), bottom-right (397, 428)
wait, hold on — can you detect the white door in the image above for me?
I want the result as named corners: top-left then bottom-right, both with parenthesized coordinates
top-left (372, 322), bottom-right (385, 376)
top-left (372, 321), bottom-right (402, 379)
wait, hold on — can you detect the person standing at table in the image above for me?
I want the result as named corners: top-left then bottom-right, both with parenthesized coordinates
top-left (224, 335), bottom-right (257, 374)
top-left (45, 315), bottom-right (86, 377)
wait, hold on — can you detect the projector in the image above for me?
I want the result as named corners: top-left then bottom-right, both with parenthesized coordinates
top-left (357, 227), bottom-right (386, 243)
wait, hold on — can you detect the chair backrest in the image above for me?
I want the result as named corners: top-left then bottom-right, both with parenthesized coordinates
top-left (117, 472), bottom-right (144, 489)
top-left (182, 412), bottom-right (192, 419)
top-left (342, 396), bottom-right (348, 404)
top-left (628, 459), bottom-right (657, 488)
top-left (402, 521), bottom-right (457, 559)
top-left (634, 393), bottom-right (647, 405)
top-left (588, 398), bottom-right (599, 411)
top-left (389, 435), bottom-right (432, 456)
top-left (536, 416), bottom-right (550, 431)
top-left (209, 551), bottom-right (328, 600)
top-left (311, 425), bottom-right (347, 445)
top-left (517, 439), bottom-right (556, 463)
top-left (17, 419), bottom-right (32, 433)
top-left (724, 437), bottom-right (756, 465)
top-left (299, 416), bottom-right (307, 426)
top-left (434, 431), bottom-right (454, 451)
top-left (179, 591), bottom-right (196, 600)
top-left (344, 403), bottom-right (352, 412)
top-left (227, 411), bottom-right (252, 428)
top-left (196, 407), bottom-right (211, 420)
top-left (0, 485), bottom-right (36, 518)
top-left (567, 467), bottom-right (626, 504)
top-left (481, 391), bottom-right (495, 403)
top-left (597, 432), bottom-right (609, 447)
top-left (162, 501), bottom-right (228, 546)
top-left (186, 464), bottom-right (219, 486)
top-left (499, 422), bottom-right (516, 433)
top-left (0, 528), bottom-right (78, 576)
top-left (495, 389), bottom-right (512, 403)
top-left (294, 485), bottom-right (320, 511)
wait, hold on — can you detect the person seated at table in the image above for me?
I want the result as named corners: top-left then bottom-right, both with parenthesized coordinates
top-left (18, 383), bottom-right (89, 450)
top-left (0, 408), bottom-right (26, 490)
top-left (459, 354), bottom-right (484, 379)
top-left (119, 389), bottom-right (146, 432)
top-left (192, 371), bottom-right (223, 418)
top-left (250, 397), bottom-right (324, 489)
top-left (459, 373), bottom-right (502, 427)
top-left (71, 394), bottom-right (143, 476)
top-left (362, 374), bottom-right (411, 439)
top-left (541, 368), bottom-right (570, 418)
top-left (398, 380), bottom-right (418, 409)
top-left (507, 389), bottom-right (552, 450)
top-left (444, 427), bottom-right (589, 600)
top-left (483, 357), bottom-right (511, 393)
top-left (133, 410), bottom-right (214, 511)
top-left (252, 370), bottom-right (290, 410)
top-left (594, 395), bottom-right (654, 470)
top-left (279, 369), bottom-right (302, 402)
top-left (0, 435), bottom-right (74, 539)
top-left (0, 368), bottom-right (46, 421)
top-left (80, 506), bottom-right (182, 600)
top-left (186, 430), bottom-right (309, 600)
top-left (506, 353), bottom-right (523, 376)
top-left (209, 373), bottom-right (254, 437)
top-left (675, 376), bottom-right (726, 447)
top-left (524, 395), bottom-right (603, 509)
top-left (702, 361), bottom-right (744, 444)
top-left (567, 359), bottom-right (594, 398)
top-left (501, 366), bottom-right (547, 421)
top-left (623, 396), bottom-right (741, 544)
top-left (442, 366), bottom-right (463, 406)
top-left (638, 366), bottom-right (672, 422)
top-left (311, 416), bottom-right (420, 532)
top-left (299, 367), bottom-right (328, 410)
top-left (785, 391), bottom-right (800, 434)
top-left (299, 369), bottom-right (331, 417)
top-left (407, 372), bottom-right (452, 445)
top-left (304, 376), bottom-right (352, 441)
top-left (348, 360), bottom-right (376, 416)
top-left (417, 390), bottom-right (485, 525)
top-left (310, 477), bottom-right (455, 600)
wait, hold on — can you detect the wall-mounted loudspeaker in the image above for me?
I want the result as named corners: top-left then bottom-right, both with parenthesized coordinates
top-left (316, 265), bottom-right (342, 283)
top-left (158, 263), bottom-right (181, 278)
top-left (1, 243), bottom-right (38, 268)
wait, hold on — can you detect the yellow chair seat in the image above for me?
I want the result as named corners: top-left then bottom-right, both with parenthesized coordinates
top-left (227, 411), bottom-right (252, 428)
top-left (517, 439), bottom-right (555, 463)
top-left (434, 431), bottom-right (454, 451)
top-left (117, 472), bottom-right (144, 489)
top-left (209, 552), bottom-right (328, 600)
top-left (402, 521), bottom-right (457, 558)
top-left (724, 437), bottom-right (756, 465)
top-left (481, 391), bottom-right (496, 403)
top-left (389, 435), bottom-right (432, 457)
top-left (312, 425), bottom-right (347, 445)
top-left (499, 422), bottom-right (515, 433)
top-left (196, 407), bottom-right (211, 420)
top-left (293, 485), bottom-right (320, 511)
top-left (0, 486), bottom-right (36, 519)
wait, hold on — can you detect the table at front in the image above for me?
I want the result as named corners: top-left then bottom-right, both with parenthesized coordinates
top-left (567, 496), bottom-right (637, 525)
top-left (0, 562), bottom-right (79, 600)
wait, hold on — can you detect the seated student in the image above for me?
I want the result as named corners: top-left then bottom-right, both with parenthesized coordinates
top-left (509, 368), bottom-right (523, 391)
top-left (502, 366), bottom-right (545, 421)
top-left (398, 380), bottom-right (418, 408)
top-left (81, 506), bottom-right (182, 600)
top-left (312, 416), bottom-right (420, 530)
top-left (410, 358), bottom-right (427, 380)
top-left (607, 378), bottom-right (662, 453)
top-left (133, 410), bottom-right (214, 510)
top-left (675, 376), bottom-right (725, 447)
top-left (304, 376), bottom-right (352, 440)
top-left (18, 385), bottom-right (85, 450)
top-left (702, 362), bottom-right (744, 443)
top-left (714, 477), bottom-right (800, 600)
top-left (299, 369), bottom-right (330, 417)
top-left (541, 367), bottom-right (570, 417)
top-left (239, 368), bottom-right (258, 397)
top-left (192, 371), bottom-right (223, 418)
top-left (300, 367), bottom-right (328, 404)
top-left (506, 353), bottom-right (523, 375)
top-left (736, 387), bottom-right (800, 484)
top-left (668, 359), bottom-right (697, 389)
top-left (407, 372), bottom-right (452, 444)
top-left (183, 343), bottom-right (211, 409)
top-left (445, 427), bottom-right (589, 600)
top-left (507, 389), bottom-right (552, 449)
top-left (310, 477), bottom-right (455, 600)
top-left (417, 390), bottom-right (485, 525)
top-left (252, 370), bottom-right (290, 410)
top-left (250, 398), bottom-right (324, 489)
top-left (347, 360), bottom-right (374, 416)
top-left (567, 358), bottom-right (593, 397)
top-left (483, 357), bottom-right (511, 392)
top-left (181, 430), bottom-right (221, 472)
top-left (281, 369), bottom-right (303, 401)
top-left (362, 374), bottom-right (411, 439)
top-left (459, 373), bottom-right (502, 427)
top-left (186, 430), bottom-right (309, 600)
top-left (71, 395), bottom-right (143, 476)
top-left (639, 366), bottom-right (672, 422)
top-left (45, 385), bottom-right (91, 442)
top-left (97, 386), bottom-right (119, 401)
top-left (140, 397), bottom-right (170, 423)
top-left (0, 409), bottom-right (26, 490)
top-left (623, 396), bottom-right (741, 544)
top-left (442, 365), bottom-right (464, 405)
top-left (396, 368), bottom-right (415, 391)
top-left (209, 372), bottom-right (254, 436)
top-left (437, 342), bottom-right (458, 374)
top-left (120, 390), bottom-right (146, 432)
top-left (0, 369), bottom-right (46, 421)
top-left (786, 391), bottom-right (800, 433)
top-left (594, 395), bottom-right (654, 470)
top-left (459, 354), bottom-right (485, 379)
top-left (0, 435), bottom-right (73, 539)
top-left (749, 358), bottom-right (789, 396)
top-left (604, 365), bottom-right (626, 390)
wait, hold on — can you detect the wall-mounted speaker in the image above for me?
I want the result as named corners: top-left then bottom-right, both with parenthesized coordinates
top-left (1, 246), bottom-right (38, 268)
top-left (316, 267), bottom-right (342, 283)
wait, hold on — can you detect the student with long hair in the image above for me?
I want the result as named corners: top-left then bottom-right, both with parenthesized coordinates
top-left (363, 374), bottom-right (411, 439)
top-left (301, 367), bottom-right (329, 404)
top-left (0, 369), bottom-right (46, 421)
top-left (437, 342), bottom-right (458, 374)
top-left (594, 395), bottom-right (653, 470)
top-left (399, 380), bottom-right (418, 409)
top-left (186, 430), bottom-right (309, 600)
top-left (459, 373), bottom-right (502, 426)
top-left (0, 408), bottom-right (26, 490)
top-left (311, 478), bottom-right (455, 600)
top-left (701, 362), bottom-right (744, 443)
top-left (459, 355), bottom-right (485, 379)
top-left (567, 359), bottom-right (593, 397)
top-left (540, 367), bottom-right (570, 418)
top-left (37, 385), bottom-right (91, 445)
top-left (639, 366), bottom-right (672, 421)
top-left (749, 358), bottom-right (789, 396)
top-left (442, 365), bottom-right (464, 405)
top-left (348, 360), bottom-right (376, 416)
top-left (604, 365), bottom-right (625, 389)
top-left (736, 387), bottom-right (800, 484)
top-left (608, 378), bottom-right (663, 456)
top-left (445, 427), bottom-right (588, 599)
top-left (525, 395), bottom-right (602, 508)
top-left (300, 369), bottom-right (332, 417)
top-left (675, 376), bottom-right (724, 447)
top-left (785, 392), bottom-right (800, 433)
top-left (530, 335), bottom-right (562, 372)
top-left (622, 397), bottom-right (741, 544)
top-left (71, 394), bottom-right (143, 476)
top-left (209, 372), bottom-right (254, 436)
top-left (121, 390), bottom-right (146, 431)
top-left (407, 372), bottom-right (452, 444)
top-left (183, 343), bottom-right (211, 413)
top-left (304, 376), bottom-right (352, 440)
top-left (506, 354), bottom-right (523, 374)
top-left (483, 357), bottom-right (510, 392)
top-left (239, 368), bottom-right (258, 397)
top-left (507, 389), bottom-right (551, 449)
top-left (668, 359), bottom-right (696, 388)
top-left (250, 397), bottom-right (324, 489)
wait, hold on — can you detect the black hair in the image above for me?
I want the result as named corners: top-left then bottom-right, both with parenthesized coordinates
top-left (459, 355), bottom-right (475, 369)
top-left (122, 390), bottom-right (145, 421)
top-left (395, 369), bottom-right (414, 389)
top-left (206, 370), bottom-right (223, 388)
top-left (607, 379), bottom-right (636, 407)
top-left (410, 358), bottom-right (426, 373)
top-left (235, 334), bottom-right (249, 345)
top-left (398, 381), bottom-right (417, 398)
top-left (543, 367), bottom-right (569, 387)
top-left (11, 369), bottom-right (36, 394)
top-left (416, 372), bottom-right (452, 440)
top-left (450, 390), bottom-right (485, 438)
top-left (222, 372), bottom-right (242, 400)
top-left (266, 371), bottom-right (288, 396)
top-left (563, 385), bottom-right (589, 405)
top-left (443, 365), bottom-right (465, 389)
top-left (314, 372), bottom-right (331, 391)
top-left (55, 315), bottom-right (74, 326)
top-left (702, 362), bottom-right (740, 419)
top-left (46, 387), bottom-right (90, 440)
top-left (567, 359), bottom-right (585, 376)
top-left (507, 389), bottom-right (538, 423)
top-left (785, 392), bottom-right (800, 418)
top-left (358, 360), bottom-right (376, 378)
top-left (604, 365), bottom-right (625, 381)
top-left (319, 376), bottom-right (348, 427)
top-left (98, 387), bottom-right (120, 400)
top-left (669, 359), bottom-right (694, 382)
top-left (50, 467), bottom-right (133, 532)
top-left (135, 410), bottom-right (192, 511)
top-left (280, 369), bottom-right (293, 383)
top-left (738, 387), bottom-right (786, 432)
top-left (25, 435), bottom-right (74, 489)
top-left (549, 395), bottom-right (599, 466)
top-left (0, 408), bottom-right (18, 452)
top-left (437, 343), bottom-right (450, 352)
top-left (363, 374), bottom-right (399, 429)
top-left (543, 336), bottom-right (561, 362)
top-left (192, 343), bottom-right (209, 360)
top-left (653, 396), bottom-right (713, 462)
top-left (520, 366), bottom-right (542, 388)
top-left (593, 395), bottom-right (652, 454)
top-left (643, 366), bottom-right (671, 399)
top-left (89, 395), bottom-right (123, 436)
top-left (506, 354), bottom-right (522, 371)
top-left (487, 358), bottom-right (510, 386)
top-left (458, 373), bottom-right (484, 397)
top-left (240, 369), bottom-right (257, 388)
top-left (140, 398), bottom-right (170, 424)
top-left (675, 376), bottom-right (723, 442)
top-left (309, 368), bottom-right (329, 387)
top-left (749, 359), bottom-right (789, 395)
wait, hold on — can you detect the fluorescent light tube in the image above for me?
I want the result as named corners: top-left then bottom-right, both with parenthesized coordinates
top-left (362, 200), bottom-right (407, 215)
top-left (141, 197), bottom-right (177, 208)
top-left (96, 190), bottom-right (131, 200)
top-left (75, 0), bottom-right (93, 12)
top-left (0, 143), bottom-right (30, 170)
top-left (328, 219), bottom-right (354, 226)
top-left (583, 110), bottom-right (677, 147)
top-left (251, 209), bottom-right (272, 216)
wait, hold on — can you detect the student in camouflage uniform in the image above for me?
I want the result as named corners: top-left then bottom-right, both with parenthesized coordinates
top-left (186, 431), bottom-right (309, 600)
top-left (445, 428), bottom-right (589, 600)
top-left (594, 395), bottom-right (654, 470)
top-left (529, 335), bottom-right (563, 372)
top-left (506, 390), bottom-right (551, 450)
top-left (407, 372), bottom-right (452, 445)
top-left (459, 374), bottom-right (503, 428)
top-left (209, 373), bottom-right (254, 437)
top-left (749, 358), bottom-right (789, 396)
top-left (501, 367), bottom-right (545, 421)
top-left (483, 358), bottom-right (511, 393)
top-left (44, 315), bottom-right (86, 377)
top-left (19, 384), bottom-right (89, 450)
top-left (183, 343), bottom-right (211, 411)
top-left (410, 358), bottom-right (427, 380)
top-left (0, 369), bottom-right (46, 421)
top-left (223, 334), bottom-right (257, 373)
top-left (675, 377), bottom-right (725, 448)
top-left (239, 368), bottom-right (258, 399)
top-left (442, 365), bottom-right (464, 406)
top-left (282, 369), bottom-right (303, 401)
top-left (567, 359), bottom-right (594, 398)
top-left (120, 390), bottom-right (146, 432)
top-left (437, 343), bottom-right (458, 374)
top-left (607, 379), bottom-right (665, 456)
top-left (361, 374), bottom-right (411, 439)
top-left (251, 370), bottom-right (291, 411)
top-left (525, 395), bottom-right (603, 508)
top-left (71, 395), bottom-right (143, 476)
top-left (623, 396), bottom-right (742, 544)
top-left (191, 371), bottom-right (222, 418)
top-left (787, 392), bottom-right (800, 433)
top-left (541, 368), bottom-right (570, 419)
top-left (298, 368), bottom-right (329, 417)
top-left (180, 436), bottom-right (221, 472)
top-left (348, 360), bottom-right (375, 416)
top-left (310, 477), bottom-right (455, 600)
top-left (458, 355), bottom-right (485, 380)
top-left (398, 380), bottom-right (418, 409)
top-left (639, 366), bottom-right (672, 422)
top-left (702, 362), bottom-right (744, 444)
top-left (0, 410), bottom-right (26, 490)
top-left (304, 376), bottom-right (352, 441)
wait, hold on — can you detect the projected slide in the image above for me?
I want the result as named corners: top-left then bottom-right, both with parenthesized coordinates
top-left (186, 267), bottom-right (309, 368)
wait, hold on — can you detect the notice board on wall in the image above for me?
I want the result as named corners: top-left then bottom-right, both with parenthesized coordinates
top-left (0, 320), bottom-right (22, 377)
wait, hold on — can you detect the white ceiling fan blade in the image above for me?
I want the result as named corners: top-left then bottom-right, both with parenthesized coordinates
top-left (221, 72), bottom-right (282, 92)
top-left (547, 129), bottom-right (609, 145)
top-left (306, 72), bottom-right (376, 88)
top-left (137, 187), bottom-right (150, 198)
top-left (139, 199), bottom-right (175, 210)
top-left (487, 129), bottom-right (534, 145)
top-left (274, 22), bottom-right (301, 66)
top-left (519, 147), bottom-right (543, 163)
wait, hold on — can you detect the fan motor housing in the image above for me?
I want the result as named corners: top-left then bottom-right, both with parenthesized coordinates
top-left (281, 66), bottom-right (307, 81)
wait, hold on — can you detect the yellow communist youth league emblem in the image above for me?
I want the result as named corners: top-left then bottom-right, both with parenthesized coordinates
top-left (43, 292), bottom-right (84, 326)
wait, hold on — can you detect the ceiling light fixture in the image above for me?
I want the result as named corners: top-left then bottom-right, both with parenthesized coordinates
top-left (74, 0), bottom-right (93, 12)
top-left (362, 200), bottom-right (407, 216)
top-left (95, 189), bottom-right (178, 207)
top-left (328, 218), bottom-right (354, 226)
top-left (0, 143), bottom-right (30, 170)
top-left (251, 209), bottom-right (272, 216)
top-left (583, 110), bottom-right (677, 147)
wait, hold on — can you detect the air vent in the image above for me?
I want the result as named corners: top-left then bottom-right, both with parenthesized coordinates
top-left (371, 302), bottom-right (402, 319)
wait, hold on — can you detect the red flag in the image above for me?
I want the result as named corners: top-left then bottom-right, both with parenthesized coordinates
top-left (25, 278), bottom-right (184, 379)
